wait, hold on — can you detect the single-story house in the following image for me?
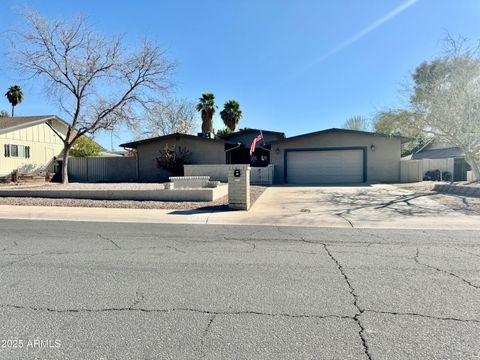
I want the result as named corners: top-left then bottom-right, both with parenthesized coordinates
top-left (409, 140), bottom-right (471, 181)
top-left (0, 116), bottom-right (67, 178)
top-left (121, 128), bottom-right (406, 184)
top-left (120, 133), bottom-right (232, 182)
top-left (267, 129), bottom-right (405, 184)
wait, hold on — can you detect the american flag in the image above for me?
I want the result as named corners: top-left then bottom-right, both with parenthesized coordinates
top-left (250, 131), bottom-right (264, 156)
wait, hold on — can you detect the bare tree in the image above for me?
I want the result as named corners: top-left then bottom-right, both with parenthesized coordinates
top-left (9, 10), bottom-right (175, 183)
top-left (409, 36), bottom-right (480, 180)
top-left (146, 98), bottom-right (198, 137)
top-left (342, 115), bottom-right (370, 131)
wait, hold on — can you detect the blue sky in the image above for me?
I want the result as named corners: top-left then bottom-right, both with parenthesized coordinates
top-left (1, 0), bottom-right (479, 149)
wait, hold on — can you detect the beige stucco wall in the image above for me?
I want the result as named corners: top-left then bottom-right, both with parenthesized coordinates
top-left (0, 122), bottom-right (64, 176)
top-left (269, 132), bottom-right (401, 184)
top-left (136, 137), bottom-right (226, 182)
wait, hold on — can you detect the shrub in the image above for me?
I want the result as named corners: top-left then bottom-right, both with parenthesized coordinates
top-left (156, 144), bottom-right (192, 175)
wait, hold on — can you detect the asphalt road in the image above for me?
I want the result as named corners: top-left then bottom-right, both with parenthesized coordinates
top-left (0, 220), bottom-right (479, 360)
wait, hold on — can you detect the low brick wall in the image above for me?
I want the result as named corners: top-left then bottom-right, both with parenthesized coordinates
top-left (433, 184), bottom-right (480, 198)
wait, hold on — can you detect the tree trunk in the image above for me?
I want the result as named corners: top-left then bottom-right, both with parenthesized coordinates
top-left (11, 105), bottom-right (14, 117)
top-left (61, 144), bottom-right (71, 184)
top-left (201, 111), bottom-right (212, 134)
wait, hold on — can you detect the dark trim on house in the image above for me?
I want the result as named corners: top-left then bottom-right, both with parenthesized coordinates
top-left (120, 133), bottom-right (235, 149)
top-left (283, 146), bottom-right (368, 184)
top-left (218, 128), bottom-right (286, 140)
top-left (268, 128), bottom-right (409, 145)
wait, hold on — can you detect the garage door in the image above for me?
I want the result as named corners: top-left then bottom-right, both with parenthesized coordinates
top-left (286, 149), bottom-right (365, 184)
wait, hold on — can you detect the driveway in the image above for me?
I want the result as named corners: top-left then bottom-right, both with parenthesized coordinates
top-left (0, 220), bottom-right (479, 359)
top-left (208, 184), bottom-right (480, 229)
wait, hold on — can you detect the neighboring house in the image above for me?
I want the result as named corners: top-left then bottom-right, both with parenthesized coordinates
top-left (121, 128), bottom-right (406, 184)
top-left (0, 116), bottom-right (67, 178)
top-left (410, 140), bottom-right (471, 181)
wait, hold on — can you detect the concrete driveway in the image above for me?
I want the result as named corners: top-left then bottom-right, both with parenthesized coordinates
top-left (208, 184), bottom-right (480, 229)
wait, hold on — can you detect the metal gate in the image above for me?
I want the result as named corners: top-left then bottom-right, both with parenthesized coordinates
top-left (453, 158), bottom-right (471, 182)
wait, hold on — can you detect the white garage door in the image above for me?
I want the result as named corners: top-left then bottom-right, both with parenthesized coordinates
top-left (286, 149), bottom-right (364, 184)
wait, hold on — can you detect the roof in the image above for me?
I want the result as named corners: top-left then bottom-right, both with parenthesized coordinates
top-left (119, 133), bottom-right (234, 149)
top-left (218, 128), bottom-right (286, 139)
top-left (266, 128), bottom-right (410, 145)
top-left (0, 115), bottom-right (66, 134)
top-left (411, 147), bottom-right (464, 159)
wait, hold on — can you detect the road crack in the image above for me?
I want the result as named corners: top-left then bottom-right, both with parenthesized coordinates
top-left (0, 303), bottom-right (353, 320)
top-left (322, 243), bottom-right (371, 360)
top-left (414, 248), bottom-right (480, 290)
top-left (98, 233), bottom-right (121, 249)
top-left (364, 309), bottom-right (480, 323)
top-left (200, 314), bottom-right (216, 358)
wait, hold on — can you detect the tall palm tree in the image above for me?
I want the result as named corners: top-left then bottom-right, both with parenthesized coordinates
top-left (220, 100), bottom-right (243, 132)
top-left (196, 93), bottom-right (216, 134)
top-left (5, 85), bottom-right (24, 117)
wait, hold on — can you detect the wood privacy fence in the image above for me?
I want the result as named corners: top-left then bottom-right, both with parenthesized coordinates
top-left (68, 157), bottom-right (137, 182)
top-left (400, 158), bottom-right (454, 183)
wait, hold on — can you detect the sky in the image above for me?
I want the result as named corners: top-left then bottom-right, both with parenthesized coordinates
top-left (1, 0), bottom-right (480, 150)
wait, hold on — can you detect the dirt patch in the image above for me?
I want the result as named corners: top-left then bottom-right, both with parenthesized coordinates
top-left (430, 193), bottom-right (480, 215)
top-left (0, 186), bottom-right (267, 211)
top-left (393, 182), bottom-right (480, 215)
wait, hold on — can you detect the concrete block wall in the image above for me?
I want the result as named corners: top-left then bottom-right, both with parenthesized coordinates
top-left (228, 165), bottom-right (250, 210)
top-left (169, 176), bottom-right (210, 189)
top-left (184, 165), bottom-right (273, 185)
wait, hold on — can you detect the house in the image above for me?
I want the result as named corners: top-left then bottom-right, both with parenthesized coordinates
top-left (120, 133), bottom-right (232, 182)
top-left (409, 140), bottom-right (470, 181)
top-left (121, 128), bottom-right (406, 184)
top-left (0, 116), bottom-right (67, 178)
top-left (219, 129), bottom-right (285, 166)
top-left (267, 129), bottom-right (405, 184)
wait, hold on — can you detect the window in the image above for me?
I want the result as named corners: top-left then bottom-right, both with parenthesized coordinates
top-left (11, 145), bottom-right (18, 157)
top-left (3, 144), bottom-right (31, 158)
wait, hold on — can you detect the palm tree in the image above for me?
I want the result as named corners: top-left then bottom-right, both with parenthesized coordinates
top-left (220, 100), bottom-right (243, 132)
top-left (196, 93), bottom-right (216, 134)
top-left (5, 85), bottom-right (24, 117)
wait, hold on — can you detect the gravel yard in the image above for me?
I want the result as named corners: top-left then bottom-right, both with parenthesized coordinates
top-left (0, 185), bottom-right (267, 211)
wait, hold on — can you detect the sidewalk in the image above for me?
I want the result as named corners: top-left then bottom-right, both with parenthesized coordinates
top-left (0, 203), bottom-right (480, 229)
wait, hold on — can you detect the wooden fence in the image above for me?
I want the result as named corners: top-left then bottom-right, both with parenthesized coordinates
top-left (68, 157), bottom-right (137, 182)
top-left (400, 158), bottom-right (455, 183)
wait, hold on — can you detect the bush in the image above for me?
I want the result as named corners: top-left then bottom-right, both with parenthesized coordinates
top-left (442, 171), bottom-right (452, 182)
top-left (423, 169), bottom-right (452, 181)
top-left (156, 144), bottom-right (192, 176)
top-left (423, 169), bottom-right (441, 181)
